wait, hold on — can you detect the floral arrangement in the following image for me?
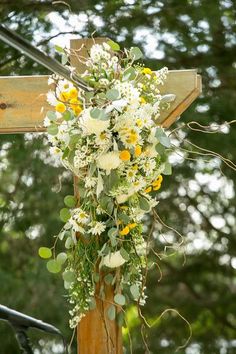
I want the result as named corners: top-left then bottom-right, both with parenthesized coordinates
top-left (39, 40), bottom-right (175, 328)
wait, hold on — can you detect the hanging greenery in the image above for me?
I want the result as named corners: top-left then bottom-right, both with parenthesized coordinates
top-left (39, 40), bottom-right (176, 328)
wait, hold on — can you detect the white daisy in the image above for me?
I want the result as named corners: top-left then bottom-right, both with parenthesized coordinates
top-left (89, 221), bottom-right (106, 235)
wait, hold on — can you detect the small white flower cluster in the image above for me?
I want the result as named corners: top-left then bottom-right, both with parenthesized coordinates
top-left (44, 41), bottom-right (174, 328)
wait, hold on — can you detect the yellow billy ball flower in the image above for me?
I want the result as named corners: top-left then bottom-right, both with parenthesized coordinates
top-left (70, 98), bottom-right (82, 115)
top-left (120, 150), bottom-right (131, 161)
top-left (153, 183), bottom-right (161, 191)
top-left (140, 97), bottom-right (146, 104)
top-left (144, 186), bottom-right (152, 193)
top-left (152, 175), bottom-right (163, 186)
top-left (127, 223), bottom-right (137, 230)
top-left (59, 91), bottom-right (69, 102)
top-left (134, 145), bottom-right (142, 157)
top-left (55, 102), bottom-right (66, 113)
top-left (142, 67), bottom-right (152, 75)
top-left (120, 226), bottom-right (130, 236)
top-left (69, 87), bottom-right (78, 99)
top-left (136, 119), bottom-right (143, 128)
top-left (126, 131), bottom-right (138, 144)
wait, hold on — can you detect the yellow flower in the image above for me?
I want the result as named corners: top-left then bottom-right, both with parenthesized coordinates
top-left (144, 186), bottom-right (152, 193)
top-left (126, 131), bottom-right (138, 144)
top-left (59, 91), bottom-right (69, 102)
top-left (119, 150), bottom-right (131, 161)
top-left (127, 223), bottom-right (137, 230)
top-left (152, 175), bottom-right (163, 186)
top-left (69, 98), bottom-right (82, 115)
top-left (136, 118), bottom-right (143, 128)
top-left (134, 145), bottom-right (142, 157)
top-left (140, 97), bottom-right (146, 104)
top-left (120, 226), bottom-right (130, 236)
top-left (153, 183), bottom-right (161, 191)
top-left (68, 87), bottom-right (78, 99)
top-left (55, 102), bottom-right (66, 113)
top-left (142, 67), bottom-right (152, 75)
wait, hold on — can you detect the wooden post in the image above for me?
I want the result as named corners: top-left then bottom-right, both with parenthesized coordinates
top-left (70, 38), bottom-right (123, 354)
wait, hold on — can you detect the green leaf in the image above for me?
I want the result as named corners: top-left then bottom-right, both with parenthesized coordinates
top-left (117, 311), bottom-right (124, 327)
top-left (130, 284), bottom-right (140, 300)
top-left (90, 108), bottom-right (109, 120)
top-left (64, 195), bottom-right (77, 208)
top-left (47, 111), bottom-right (57, 120)
top-left (130, 47), bottom-right (143, 61)
top-left (119, 213), bottom-right (130, 224)
top-left (47, 260), bottom-right (61, 273)
top-left (114, 294), bottom-right (126, 306)
top-left (139, 197), bottom-right (150, 211)
top-left (159, 136), bottom-right (171, 148)
top-left (93, 273), bottom-right (100, 283)
top-left (61, 53), bottom-right (68, 65)
top-left (69, 134), bottom-right (80, 148)
top-left (65, 236), bottom-right (73, 249)
top-left (89, 297), bottom-right (96, 310)
top-left (155, 143), bottom-right (166, 157)
top-left (120, 247), bottom-right (129, 261)
top-left (62, 270), bottom-right (75, 283)
top-left (107, 40), bottom-right (120, 51)
top-left (122, 67), bottom-right (136, 81)
top-left (56, 252), bottom-right (67, 265)
top-left (62, 110), bottom-right (72, 121)
top-left (107, 305), bottom-right (116, 321)
top-left (162, 161), bottom-right (172, 175)
top-left (106, 88), bottom-right (120, 101)
top-left (55, 45), bottom-right (65, 53)
top-left (47, 124), bottom-right (58, 136)
top-left (104, 273), bottom-right (113, 285)
top-left (38, 247), bottom-right (52, 259)
top-left (60, 208), bottom-right (71, 222)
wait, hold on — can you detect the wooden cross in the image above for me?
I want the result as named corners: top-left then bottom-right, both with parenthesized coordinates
top-left (0, 37), bottom-right (201, 354)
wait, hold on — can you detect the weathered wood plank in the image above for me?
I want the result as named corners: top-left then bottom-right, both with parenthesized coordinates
top-left (0, 69), bottom-right (201, 133)
top-left (0, 75), bottom-right (49, 133)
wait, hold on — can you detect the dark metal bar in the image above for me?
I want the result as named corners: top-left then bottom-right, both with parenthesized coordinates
top-left (0, 24), bottom-right (91, 92)
top-left (0, 305), bottom-right (68, 354)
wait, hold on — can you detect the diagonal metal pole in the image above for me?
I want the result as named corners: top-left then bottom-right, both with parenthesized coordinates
top-left (0, 24), bottom-right (92, 92)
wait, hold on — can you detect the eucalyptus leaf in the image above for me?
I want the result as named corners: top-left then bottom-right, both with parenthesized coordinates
top-left (130, 284), bottom-right (140, 300)
top-left (55, 45), bottom-right (65, 53)
top-left (60, 208), bottom-right (71, 222)
top-left (106, 88), bottom-right (120, 101)
top-left (62, 270), bottom-right (75, 283)
top-left (90, 107), bottom-right (109, 120)
top-left (38, 247), bottom-right (52, 259)
top-left (62, 110), bottom-right (72, 121)
top-left (104, 273), bottom-right (113, 285)
top-left (117, 311), bottom-right (124, 327)
top-left (64, 195), bottom-right (77, 208)
top-left (61, 53), bottom-right (68, 65)
top-left (130, 47), bottom-right (143, 61)
top-left (162, 161), bottom-right (172, 175)
top-left (57, 252), bottom-right (67, 265)
top-left (47, 124), bottom-right (58, 136)
top-left (114, 294), bottom-right (126, 306)
top-left (47, 260), bottom-right (61, 273)
top-left (139, 197), bottom-right (150, 211)
top-left (89, 297), bottom-right (96, 310)
top-left (107, 40), bottom-right (120, 51)
top-left (47, 111), bottom-right (57, 120)
top-left (122, 67), bottom-right (136, 81)
top-left (65, 237), bottom-right (73, 249)
top-left (120, 247), bottom-right (129, 261)
top-left (107, 305), bottom-right (116, 321)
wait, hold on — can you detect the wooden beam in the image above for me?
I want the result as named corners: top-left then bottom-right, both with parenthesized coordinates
top-left (0, 69), bottom-right (201, 133)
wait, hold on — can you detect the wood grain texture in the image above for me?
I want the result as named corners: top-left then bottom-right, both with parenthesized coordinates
top-left (0, 70), bottom-right (201, 133)
top-left (0, 75), bottom-right (49, 133)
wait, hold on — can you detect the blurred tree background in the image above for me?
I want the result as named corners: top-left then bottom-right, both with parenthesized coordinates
top-left (0, 0), bottom-right (236, 353)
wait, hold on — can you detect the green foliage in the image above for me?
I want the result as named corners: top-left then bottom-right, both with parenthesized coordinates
top-left (0, 0), bottom-right (236, 353)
